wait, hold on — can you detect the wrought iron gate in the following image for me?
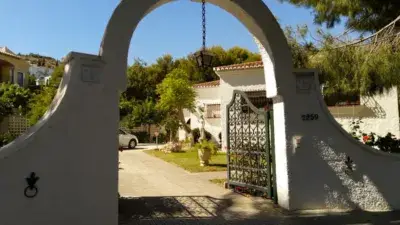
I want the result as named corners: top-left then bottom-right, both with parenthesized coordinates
top-left (226, 90), bottom-right (276, 201)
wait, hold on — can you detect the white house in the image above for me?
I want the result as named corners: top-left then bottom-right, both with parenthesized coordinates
top-left (29, 64), bottom-right (54, 85)
top-left (180, 61), bottom-right (400, 150)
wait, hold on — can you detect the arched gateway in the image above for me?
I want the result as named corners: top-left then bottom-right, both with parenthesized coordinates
top-left (0, 0), bottom-right (399, 224)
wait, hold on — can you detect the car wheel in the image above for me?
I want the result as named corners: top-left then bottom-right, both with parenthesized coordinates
top-left (128, 139), bottom-right (137, 149)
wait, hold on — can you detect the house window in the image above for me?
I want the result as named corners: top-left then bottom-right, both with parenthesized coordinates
top-left (17, 72), bottom-right (24, 86)
top-left (245, 91), bottom-right (272, 109)
top-left (206, 104), bottom-right (221, 118)
top-left (324, 92), bottom-right (360, 106)
top-left (323, 91), bottom-right (376, 117)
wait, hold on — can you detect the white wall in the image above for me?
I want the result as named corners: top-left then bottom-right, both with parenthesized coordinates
top-left (334, 87), bottom-right (400, 138)
top-left (179, 86), bottom-right (222, 142)
top-left (0, 53), bottom-right (118, 225)
top-left (29, 65), bottom-right (54, 79)
top-left (219, 69), bottom-right (268, 151)
top-left (29, 65), bottom-right (54, 85)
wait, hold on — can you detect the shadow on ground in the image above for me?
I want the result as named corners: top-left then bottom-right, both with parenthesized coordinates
top-left (208, 163), bottom-right (226, 168)
top-left (118, 191), bottom-right (278, 225)
top-left (118, 192), bottom-right (400, 225)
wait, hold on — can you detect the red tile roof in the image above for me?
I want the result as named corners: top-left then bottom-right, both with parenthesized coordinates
top-left (193, 80), bottom-right (220, 88)
top-left (213, 61), bottom-right (263, 72)
top-left (0, 46), bottom-right (22, 60)
top-left (194, 61), bottom-right (265, 88)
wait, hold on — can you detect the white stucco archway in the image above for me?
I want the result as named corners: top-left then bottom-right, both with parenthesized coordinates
top-left (1, 0), bottom-right (400, 224)
top-left (99, 0), bottom-right (296, 211)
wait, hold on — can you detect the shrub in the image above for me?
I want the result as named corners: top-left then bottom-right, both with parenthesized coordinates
top-left (152, 132), bottom-right (167, 144)
top-left (0, 132), bottom-right (17, 147)
top-left (350, 119), bottom-right (400, 153)
top-left (161, 141), bottom-right (182, 153)
top-left (132, 131), bottom-right (150, 143)
top-left (191, 128), bottom-right (212, 143)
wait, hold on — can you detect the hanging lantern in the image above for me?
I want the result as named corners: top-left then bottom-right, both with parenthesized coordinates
top-left (193, 0), bottom-right (214, 70)
top-left (194, 50), bottom-right (214, 69)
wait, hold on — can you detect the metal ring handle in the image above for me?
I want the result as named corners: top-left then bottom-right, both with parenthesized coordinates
top-left (24, 186), bottom-right (38, 198)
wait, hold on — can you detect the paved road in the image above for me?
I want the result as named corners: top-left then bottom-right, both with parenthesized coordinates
top-left (118, 148), bottom-right (400, 225)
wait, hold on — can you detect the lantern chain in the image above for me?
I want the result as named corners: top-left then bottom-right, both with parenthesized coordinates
top-left (202, 0), bottom-right (206, 52)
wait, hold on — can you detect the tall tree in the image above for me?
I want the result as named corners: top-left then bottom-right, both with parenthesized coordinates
top-left (156, 68), bottom-right (196, 136)
top-left (279, 0), bottom-right (400, 32)
top-left (283, 25), bottom-right (318, 68)
top-left (26, 64), bottom-right (64, 125)
top-left (122, 98), bottom-right (162, 141)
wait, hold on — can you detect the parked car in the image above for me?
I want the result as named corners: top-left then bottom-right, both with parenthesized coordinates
top-left (118, 128), bottom-right (139, 149)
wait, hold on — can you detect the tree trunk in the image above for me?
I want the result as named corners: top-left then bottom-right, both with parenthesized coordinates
top-left (178, 109), bottom-right (191, 134)
top-left (178, 109), bottom-right (194, 146)
top-left (199, 120), bottom-right (206, 142)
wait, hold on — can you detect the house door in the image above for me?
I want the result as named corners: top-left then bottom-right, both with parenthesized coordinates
top-left (226, 90), bottom-right (277, 202)
top-left (17, 72), bottom-right (24, 86)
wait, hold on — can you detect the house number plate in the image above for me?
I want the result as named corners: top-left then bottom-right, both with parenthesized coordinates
top-left (301, 114), bottom-right (319, 121)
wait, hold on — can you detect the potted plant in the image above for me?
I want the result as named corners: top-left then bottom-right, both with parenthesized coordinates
top-left (195, 140), bottom-right (217, 166)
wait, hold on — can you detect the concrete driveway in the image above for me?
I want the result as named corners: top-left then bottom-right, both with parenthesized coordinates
top-left (118, 149), bottom-right (400, 225)
top-left (118, 149), bottom-right (283, 224)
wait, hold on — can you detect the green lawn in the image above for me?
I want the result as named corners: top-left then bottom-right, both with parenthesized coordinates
top-left (145, 149), bottom-right (227, 173)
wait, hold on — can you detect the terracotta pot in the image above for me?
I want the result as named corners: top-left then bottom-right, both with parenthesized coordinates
top-left (198, 149), bottom-right (211, 166)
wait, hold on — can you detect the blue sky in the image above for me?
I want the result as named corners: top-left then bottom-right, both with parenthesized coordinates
top-left (0, 0), bottom-right (345, 65)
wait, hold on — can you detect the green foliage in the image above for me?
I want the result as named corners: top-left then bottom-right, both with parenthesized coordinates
top-left (164, 46), bottom-right (261, 83)
top-left (26, 73), bottom-right (38, 87)
top-left (161, 114), bottom-right (180, 142)
top-left (156, 69), bottom-right (196, 113)
top-left (0, 83), bottom-right (32, 122)
top-left (284, 25), bottom-right (318, 68)
top-left (191, 128), bottom-right (212, 143)
top-left (279, 0), bottom-right (400, 32)
top-left (125, 59), bottom-right (157, 102)
top-left (312, 41), bottom-right (400, 96)
top-left (26, 64), bottom-right (64, 125)
top-left (155, 68), bottom-right (196, 137)
top-left (145, 149), bottom-right (227, 172)
top-left (132, 131), bottom-right (150, 143)
top-left (152, 132), bottom-right (168, 144)
top-left (0, 131), bottom-right (17, 147)
top-left (121, 98), bottom-right (162, 129)
top-left (283, 23), bottom-right (400, 96)
top-left (26, 86), bottom-right (57, 126)
top-left (120, 46), bottom-right (261, 135)
top-left (47, 65), bottom-right (64, 87)
top-left (119, 94), bottom-right (134, 118)
top-left (156, 68), bottom-right (196, 113)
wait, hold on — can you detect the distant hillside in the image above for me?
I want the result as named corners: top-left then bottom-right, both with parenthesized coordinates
top-left (17, 53), bottom-right (59, 69)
